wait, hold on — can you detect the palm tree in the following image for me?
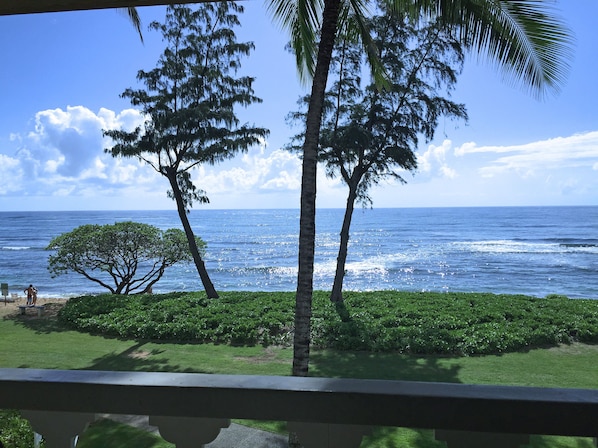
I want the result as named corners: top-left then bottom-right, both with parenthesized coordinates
top-left (267, 0), bottom-right (572, 377)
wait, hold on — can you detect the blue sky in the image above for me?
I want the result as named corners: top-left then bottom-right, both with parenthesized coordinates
top-left (0, 1), bottom-right (597, 211)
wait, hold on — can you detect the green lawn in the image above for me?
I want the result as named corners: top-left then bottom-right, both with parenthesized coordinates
top-left (2, 309), bottom-right (597, 388)
top-left (1, 301), bottom-right (597, 447)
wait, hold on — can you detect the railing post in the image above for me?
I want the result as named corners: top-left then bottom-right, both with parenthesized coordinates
top-left (20, 410), bottom-right (95, 448)
top-left (288, 422), bottom-right (372, 448)
top-left (435, 429), bottom-right (531, 448)
top-left (149, 416), bottom-right (230, 448)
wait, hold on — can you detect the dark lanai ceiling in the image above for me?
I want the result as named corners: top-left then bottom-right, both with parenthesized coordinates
top-left (0, 0), bottom-right (203, 16)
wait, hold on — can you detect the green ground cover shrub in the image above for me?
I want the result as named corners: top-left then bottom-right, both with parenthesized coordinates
top-left (0, 410), bottom-right (43, 448)
top-left (58, 291), bottom-right (598, 355)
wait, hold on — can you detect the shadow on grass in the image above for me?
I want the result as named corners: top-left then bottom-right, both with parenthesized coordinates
top-left (310, 301), bottom-right (462, 383)
top-left (4, 303), bottom-right (72, 334)
top-left (84, 341), bottom-right (208, 374)
top-left (309, 350), bottom-right (461, 383)
top-left (77, 418), bottom-right (172, 448)
top-left (528, 435), bottom-right (597, 448)
top-left (362, 427), bottom-right (444, 448)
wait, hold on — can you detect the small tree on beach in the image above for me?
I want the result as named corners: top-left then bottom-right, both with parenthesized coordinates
top-left (287, 13), bottom-right (468, 303)
top-left (104, 3), bottom-right (268, 299)
top-left (46, 221), bottom-right (201, 295)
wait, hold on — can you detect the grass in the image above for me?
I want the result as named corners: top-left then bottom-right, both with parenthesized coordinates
top-left (76, 419), bottom-right (172, 448)
top-left (1, 294), bottom-right (597, 447)
top-left (3, 311), bottom-right (598, 388)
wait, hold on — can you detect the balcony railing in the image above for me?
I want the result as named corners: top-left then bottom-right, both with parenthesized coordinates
top-left (0, 368), bottom-right (597, 448)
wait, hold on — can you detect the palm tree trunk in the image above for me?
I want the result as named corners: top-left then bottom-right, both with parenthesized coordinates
top-left (293, 0), bottom-right (341, 378)
top-left (330, 186), bottom-right (357, 303)
top-left (167, 173), bottom-right (219, 299)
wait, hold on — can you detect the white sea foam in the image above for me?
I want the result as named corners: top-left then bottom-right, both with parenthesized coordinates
top-left (454, 240), bottom-right (576, 254)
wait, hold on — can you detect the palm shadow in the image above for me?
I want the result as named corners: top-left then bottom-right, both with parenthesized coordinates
top-left (310, 350), bottom-right (461, 383)
top-left (84, 341), bottom-right (209, 374)
top-left (311, 301), bottom-right (462, 383)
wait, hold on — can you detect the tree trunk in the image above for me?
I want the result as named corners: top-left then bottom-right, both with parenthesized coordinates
top-left (293, 0), bottom-right (341, 378)
top-left (167, 173), bottom-right (219, 299)
top-left (330, 186), bottom-right (358, 303)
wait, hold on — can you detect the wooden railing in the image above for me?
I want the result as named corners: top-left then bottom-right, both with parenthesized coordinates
top-left (0, 368), bottom-right (597, 447)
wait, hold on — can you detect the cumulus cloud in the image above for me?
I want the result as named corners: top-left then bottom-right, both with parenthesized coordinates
top-left (197, 146), bottom-right (302, 195)
top-left (418, 139), bottom-right (458, 179)
top-left (27, 105), bottom-right (146, 178)
top-left (4, 106), bottom-right (148, 198)
top-left (2, 105), bottom-right (306, 207)
top-left (8, 104), bottom-right (595, 209)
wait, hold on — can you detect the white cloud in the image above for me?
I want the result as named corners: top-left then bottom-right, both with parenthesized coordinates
top-left (261, 170), bottom-right (300, 190)
top-left (197, 147), bottom-right (302, 195)
top-left (1, 105), bottom-right (305, 208)
top-left (454, 131), bottom-right (598, 178)
top-left (26, 105), bottom-right (145, 178)
top-left (4, 106), bottom-right (149, 199)
top-left (0, 154), bottom-right (23, 194)
top-left (4, 103), bottom-right (597, 210)
top-left (418, 139), bottom-right (458, 179)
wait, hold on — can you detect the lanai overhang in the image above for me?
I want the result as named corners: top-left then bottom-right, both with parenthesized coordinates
top-left (0, 0), bottom-right (198, 16)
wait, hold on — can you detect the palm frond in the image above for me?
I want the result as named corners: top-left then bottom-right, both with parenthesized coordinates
top-left (391, 0), bottom-right (573, 98)
top-left (120, 6), bottom-right (144, 43)
top-left (342, 0), bottom-right (391, 89)
top-left (267, 0), bottom-right (325, 82)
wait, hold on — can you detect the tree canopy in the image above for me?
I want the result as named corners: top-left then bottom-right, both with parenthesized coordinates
top-left (104, 3), bottom-right (269, 298)
top-left (46, 221), bottom-right (201, 295)
top-left (288, 12), bottom-right (468, 302)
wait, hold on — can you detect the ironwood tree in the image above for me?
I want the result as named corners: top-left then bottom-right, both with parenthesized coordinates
top-left (104, 3), bottom-right (268, 298)
top-left (288, 13), bottom-right (468, 302)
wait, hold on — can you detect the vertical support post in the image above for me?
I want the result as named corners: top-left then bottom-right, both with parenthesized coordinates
top-left (435, 429), bottom-right (530, 448)
top-left (21, 410), bottom-right (95, 448)
top-left (149, 416), bottom-right (230, 448)
top-left (288, 422), bottom-right (372, 448)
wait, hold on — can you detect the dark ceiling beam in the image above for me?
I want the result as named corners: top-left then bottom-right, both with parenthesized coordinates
top-left (0, 0), bottom-right (207, 16)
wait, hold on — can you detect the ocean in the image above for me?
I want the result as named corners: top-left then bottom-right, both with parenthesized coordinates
top-left (0, 206), bottom-right (597, 299)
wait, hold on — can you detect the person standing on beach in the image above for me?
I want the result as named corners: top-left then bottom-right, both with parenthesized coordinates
top-left (24, 284), bottom-right (37, 306)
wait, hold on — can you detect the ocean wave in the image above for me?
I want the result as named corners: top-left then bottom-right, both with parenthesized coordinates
top-left (1, 246), bottom-right (31, 251)
top-left (454, 240), bottom-right (598, 255)
top-left (559, 242), bottom-right (598, 248)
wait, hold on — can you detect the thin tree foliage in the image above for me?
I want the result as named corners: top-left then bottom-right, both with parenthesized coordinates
top-left (288, 11), bottom-right (468, 302)
top-left (104, 3), bottom-right (269, 298)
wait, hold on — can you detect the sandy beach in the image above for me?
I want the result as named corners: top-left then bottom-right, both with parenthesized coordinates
top-left (0, 296), bottom-right (65, 318)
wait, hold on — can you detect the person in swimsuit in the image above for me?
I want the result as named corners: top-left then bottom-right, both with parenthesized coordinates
top-left (24, 284), bottom-right (37, 306)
